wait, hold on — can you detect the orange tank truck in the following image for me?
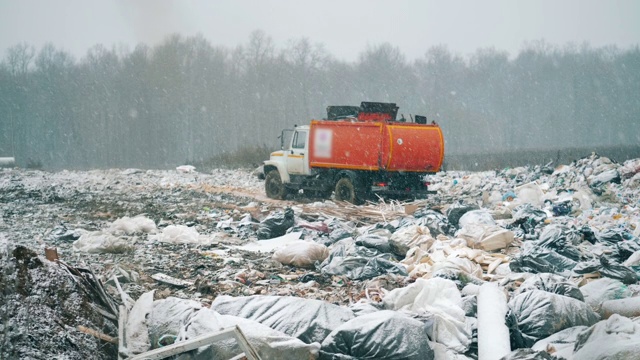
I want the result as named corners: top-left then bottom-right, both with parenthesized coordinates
top-left (263, 102), bottom-right (445, 203)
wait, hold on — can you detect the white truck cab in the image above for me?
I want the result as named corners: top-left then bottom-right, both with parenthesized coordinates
top-left (263, 126), bottom-right (311, 198)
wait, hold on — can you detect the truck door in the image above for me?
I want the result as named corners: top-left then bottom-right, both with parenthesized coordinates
top-left (287, 129), bottom-right (309, 175)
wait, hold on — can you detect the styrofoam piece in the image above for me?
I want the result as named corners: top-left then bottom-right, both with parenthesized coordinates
top-left (477, 283), bottom-right (510, 360)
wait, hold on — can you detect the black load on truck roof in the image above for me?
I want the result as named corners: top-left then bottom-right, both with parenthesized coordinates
top-left (326, 102), bottom-right (399, 121)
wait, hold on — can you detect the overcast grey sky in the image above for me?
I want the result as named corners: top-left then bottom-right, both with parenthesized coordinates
top-left (1, 0), bottom-right (639, 62)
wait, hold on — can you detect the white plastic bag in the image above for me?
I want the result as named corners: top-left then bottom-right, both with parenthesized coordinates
top-left (272, 241), bottom-right (329, 268)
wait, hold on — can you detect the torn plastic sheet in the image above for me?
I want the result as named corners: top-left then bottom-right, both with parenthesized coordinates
top-left (319, 310), bottom-right (435, 360)
top-left (507, 290), bottom-right (600, 349)
top-left (211, 295), bottom-right (355, 344)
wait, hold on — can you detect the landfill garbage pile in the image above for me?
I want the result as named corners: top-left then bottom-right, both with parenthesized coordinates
top-left (0, 242), bottom-right (118, 359)
top-left (1, 154), bottom-right (640, 359)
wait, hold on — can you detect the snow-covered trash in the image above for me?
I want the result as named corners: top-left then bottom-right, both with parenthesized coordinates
top-left (109, 215), bottom-right (157, 234)
top-left (152, 225), bottom-right (202, 244)
top-left (176, 165), bottom-right (196, 173)
top-left (72, 230), bottom-right (134, 253)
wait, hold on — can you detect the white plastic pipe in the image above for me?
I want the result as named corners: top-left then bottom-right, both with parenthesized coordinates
top-left (602, 296), bottom-right (640, 319)
top-left (478, 282), bottom-right (511, 360)
top-left (0, 157), bottom-right (15, 167)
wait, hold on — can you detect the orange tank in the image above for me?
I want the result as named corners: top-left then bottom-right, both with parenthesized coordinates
top-left (308, 119), bottom-right (444, 174)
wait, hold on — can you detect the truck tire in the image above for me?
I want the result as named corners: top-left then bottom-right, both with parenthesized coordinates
top-left (265, 170), bottom-right (288, 199)
top-left (335, 177), bottom-right (362, 204)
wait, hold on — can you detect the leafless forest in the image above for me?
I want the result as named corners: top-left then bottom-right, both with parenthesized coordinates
top-left (1, 31), bottom-right (639, 169)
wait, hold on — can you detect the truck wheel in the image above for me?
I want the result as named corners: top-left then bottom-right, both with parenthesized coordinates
top-left (335, 177), bottom-right (361, 204)
top-left (265, 170), bottom-right (288, 199)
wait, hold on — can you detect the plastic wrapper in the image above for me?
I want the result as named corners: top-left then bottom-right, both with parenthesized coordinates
top-left (514, 273), bottom-right (584, 301)
top-left (319, 310), bottom-right (435, 360)
top-left (257, 208), bottom-right (295, 240)
top-left (507, 290), bottom-right (600, 348)
top-left (176, 308), bottom-right (321, 360)
top-left (272, 241), bottom-right (329, 268)
top-left (573, 257), bottom-right (638, 285)
top-left (211, 295), bottom-right (355, 344)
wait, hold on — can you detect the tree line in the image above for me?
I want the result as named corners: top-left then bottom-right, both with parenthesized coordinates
top-left (0, 31), bottom-right (638, 169)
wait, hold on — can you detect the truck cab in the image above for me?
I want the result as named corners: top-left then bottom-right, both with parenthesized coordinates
top-left (263, 126), bottom-right (313, 199)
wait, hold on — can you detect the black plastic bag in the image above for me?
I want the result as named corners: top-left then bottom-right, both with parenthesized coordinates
top-left (510, 250), bottom-right (577, 274)
top-left (320, 254), bottom-right (407, 280)
top-left (514, 273), bottom-right (584, 301)
top-left (257, 208), bottom-right (294, 240)
top-left (355, 234), bottom-right (393, 254)
top-left (536, 224), bottom-right (583, 261)
top-left (507, 290), bottom-right (600, 349)
top-left (319, 310), bottom-right (435, 360)
top-left (573, 257), bottom-right (638, 285)
top-left (211, 295), bottom-right (355, 344)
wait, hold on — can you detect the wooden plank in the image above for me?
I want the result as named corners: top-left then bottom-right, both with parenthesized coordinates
top-left (77, 325), bottom-right (117, 344)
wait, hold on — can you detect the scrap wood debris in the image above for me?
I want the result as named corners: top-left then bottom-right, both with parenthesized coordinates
top-left (2, 154), bottom-right (640, 359)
